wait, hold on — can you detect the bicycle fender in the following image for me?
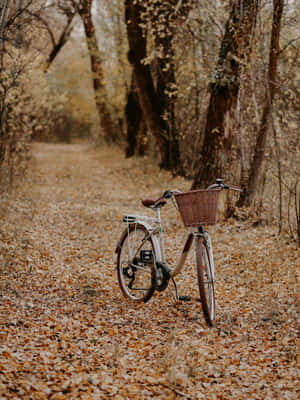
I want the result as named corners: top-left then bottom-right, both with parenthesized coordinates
top-left (115, 222), bottom-right (162, 263)
top-left (134, 221), bottom-right (162, 264)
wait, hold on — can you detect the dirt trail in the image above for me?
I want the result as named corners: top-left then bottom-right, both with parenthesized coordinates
top-left (0, 143), bottom-right (298, 399)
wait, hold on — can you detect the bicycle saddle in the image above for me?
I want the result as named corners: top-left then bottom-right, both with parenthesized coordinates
top-left (141, 198), bottom-right (167, 208)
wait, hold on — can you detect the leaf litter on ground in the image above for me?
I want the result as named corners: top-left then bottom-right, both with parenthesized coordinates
top-left (0, 143), bottom-right (299, 399)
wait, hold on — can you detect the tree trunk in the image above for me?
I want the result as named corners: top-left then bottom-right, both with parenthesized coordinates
top-left (0, 0), bottom-right (10, 39)
top-left (192, 0), bottom-right (258, 189)
top-left (237, 0), bottom-right (284, 207)
top-left (125, 0), bottom-right (169, 168)
top-left (296, 183), bottom-right (300, 249)
top-left (125, 0), bottom-right (190, 173)
top-left (77, 0), bottom-right (118, 143)
top-left (155, 47), bottom-right (180, 172)
top-left (0, 0), bottom-right (10, 166)
top-left (150, 1), bottom-right (183, 173)
top-left (125, 71), bottom-right (143, 157)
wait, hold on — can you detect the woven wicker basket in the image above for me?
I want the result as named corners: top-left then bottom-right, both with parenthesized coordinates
top-left (174, 189), bottom-right (220, 227)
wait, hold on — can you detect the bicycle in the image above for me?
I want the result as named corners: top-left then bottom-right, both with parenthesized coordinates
top-left (115, 179), bottom-right (241, 326)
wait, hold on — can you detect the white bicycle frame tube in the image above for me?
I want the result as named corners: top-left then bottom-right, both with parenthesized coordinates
top-left (123, 213), bottom-right (164, 264)
top-left (122, 211), bottom-right (215, 280)
top-left (170, 229), bottom-right (195, 278)
top-left (155, 208), bottom-right (167, 263)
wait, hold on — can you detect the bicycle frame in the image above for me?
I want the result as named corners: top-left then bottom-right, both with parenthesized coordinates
top-left (169, 228), bottom-right (215, 281)
top-left (117, 179), bottom-right (240, 324)
top-left (119, 178), bottom-right (239, 285)
top-left (122, 207), bottom-right (215, 281)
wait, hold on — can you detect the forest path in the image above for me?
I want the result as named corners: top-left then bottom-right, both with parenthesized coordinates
top-left (0, 143), bottom-right (298, 399)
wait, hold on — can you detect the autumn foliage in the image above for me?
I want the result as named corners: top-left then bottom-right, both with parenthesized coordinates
top-left (0, 1), bottom-right (299, 396)
top-left (0, 143), bottom-right (299, 399)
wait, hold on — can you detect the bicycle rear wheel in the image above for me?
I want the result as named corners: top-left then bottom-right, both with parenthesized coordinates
top-left (117, 224), bottom-right (157, 303)
top-left (195, 236), bottom-right (215, 326)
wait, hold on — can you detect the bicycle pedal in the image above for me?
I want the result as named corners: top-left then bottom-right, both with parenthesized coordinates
top-left (178, 295), bottom-right (192, 301)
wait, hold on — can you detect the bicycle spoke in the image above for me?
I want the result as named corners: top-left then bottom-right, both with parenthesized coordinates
top-left (117, 224), bottom-right (156, 302)
top-left (196, 237), bottom-right (215, 326)
top-left (122, 262), bottom-right (152, 275)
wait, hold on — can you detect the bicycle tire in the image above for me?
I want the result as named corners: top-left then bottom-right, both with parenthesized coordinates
top-left (117, 224), bottom-right (157, 303)
top-left (195, 236), bottom-right (215, 326)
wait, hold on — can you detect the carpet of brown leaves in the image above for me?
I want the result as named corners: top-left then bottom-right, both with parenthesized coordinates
top-left (0, 143), bottom-right (299, 399)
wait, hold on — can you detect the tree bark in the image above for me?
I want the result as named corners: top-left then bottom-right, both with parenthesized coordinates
top-left (150, 0), bottom-right (184, 172)
top-left (125, 71), bottom-right (143, 157)
top-left (124, 0), bottom-right (190, 173)
top-left (0, 0), bottom-right (10, 166)
top-left (237, 0), bottom-right (284, 207)
top-left (77, 0), bottom-right (118, 143)
top-left (125, 0), bottom-right (169, 167)
top-left (0, 0), bottom-right (10, 40)
top-left (296, 182), bottom-right (300, 248)
top-left (192, 0), bottom-right (258, 189)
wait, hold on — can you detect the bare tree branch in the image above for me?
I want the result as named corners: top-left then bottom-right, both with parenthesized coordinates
top-left (4, 0), bottom-right (33, 31)
top-left (278, 35), bottom-right (300, 55)
top-left (25, 10), bottom-right (56, 47)
top-left (0, 0), bottom-right (10, 39)
top-left (44, 14), bottom-right (75, 72)
top-left (25, 2), bottom-right (76, 72)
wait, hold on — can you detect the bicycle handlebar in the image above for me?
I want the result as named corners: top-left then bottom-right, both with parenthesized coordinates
top-left (207, 178), bottom-right (242, 192)
top-left (162, 179), bottom-right (241, 200)
top-left (163, 190), bottom-right (173, 199)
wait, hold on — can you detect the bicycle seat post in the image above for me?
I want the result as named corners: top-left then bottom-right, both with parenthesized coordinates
top-left (155, 207), bottom-right (166, 264)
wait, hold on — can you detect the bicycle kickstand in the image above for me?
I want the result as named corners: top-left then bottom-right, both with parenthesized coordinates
top-left (170, 278), bottom-right (191, 301)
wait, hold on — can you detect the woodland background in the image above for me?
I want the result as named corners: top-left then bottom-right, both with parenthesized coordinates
top-left (0, 1), bottom-right (299, 399)
top-left (0, 0), bottom-right (299, 244)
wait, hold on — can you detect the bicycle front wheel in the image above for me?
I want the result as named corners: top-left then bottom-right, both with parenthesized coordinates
top-left (117, 224), bottom-right (157, 303)
top-left (195, 236), bottom-right (215, 326)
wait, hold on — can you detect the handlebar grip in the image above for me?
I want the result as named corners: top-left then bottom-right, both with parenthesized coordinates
top-left (227, 184), bottom-right (242, 191)
top-left (207, 180), bottom-right (242, 191)
top-left (163, 190), bottom-right (173, 199)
